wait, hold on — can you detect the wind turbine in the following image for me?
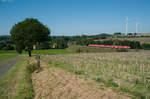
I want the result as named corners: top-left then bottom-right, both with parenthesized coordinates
top-left (136, 22), bottom-right (139, 33)
top-left (126, 17), bottom-right (128, 34)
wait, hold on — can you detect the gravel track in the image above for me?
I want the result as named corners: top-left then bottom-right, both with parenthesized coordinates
top-left (0, 56), bottom-right (22, 78)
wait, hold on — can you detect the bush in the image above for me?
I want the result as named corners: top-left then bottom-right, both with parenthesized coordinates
top-left (141, 43), bottom-right (150, 50)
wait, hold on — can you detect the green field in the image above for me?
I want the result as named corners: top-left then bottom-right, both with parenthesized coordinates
top-left (31, 49), bottom-right (74, 54)
top-left (0, 50), bottom-right (18, 54)
top-left (0, 54), bottom-right (18, 62)
top-left (0, 49), bottom-right (74, 55)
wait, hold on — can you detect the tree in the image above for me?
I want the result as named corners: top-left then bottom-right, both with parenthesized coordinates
top-left (127, 33), bottom-right (133, 35)
top-left (10, 18), bottom-right (50, 57)
top-left (114, 32), bottom-right (122, 35)
top-left (50, 36), bottom-right (68, 49)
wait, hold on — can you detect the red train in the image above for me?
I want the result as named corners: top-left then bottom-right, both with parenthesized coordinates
top-left (88, 44), bottom-right (131, 49)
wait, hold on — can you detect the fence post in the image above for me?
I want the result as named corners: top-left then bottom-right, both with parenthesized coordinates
top-left (36, 55), bottom-right (40, 69)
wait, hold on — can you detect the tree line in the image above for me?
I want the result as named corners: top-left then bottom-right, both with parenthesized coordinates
top-left (74, 37), bottom-right (150, 49)
top-left (0, 35), bottom-right (14, 50)
top-left (1, 34), bottom-right (150, 50)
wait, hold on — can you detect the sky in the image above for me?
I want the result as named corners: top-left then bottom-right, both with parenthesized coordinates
top-left (0, 0), bottom-right (150, 36)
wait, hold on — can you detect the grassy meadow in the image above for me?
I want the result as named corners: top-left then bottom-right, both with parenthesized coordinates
top-left (31, 49), bottom-right (74, 54)
top-left (0, 54), bottom-right (18, 62)
top-left (0, 49), bottom-right (74, 55)
top-left (42, 52), bottom-right (150, 98)
top-left (0, 50), bottom-right (18, 62)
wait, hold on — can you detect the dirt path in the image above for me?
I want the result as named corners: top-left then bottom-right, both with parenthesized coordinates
top-left (31, 59), bottom-right (132, 99)
top-left (0, 56), bottom-right (22, 78)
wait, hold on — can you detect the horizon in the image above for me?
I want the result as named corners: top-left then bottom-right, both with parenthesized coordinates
top-left (0, 0), bottom-right (150, 36)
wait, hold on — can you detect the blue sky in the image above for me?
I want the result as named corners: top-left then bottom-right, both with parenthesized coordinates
top-left (0, 0), bottom-right (150, 36)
